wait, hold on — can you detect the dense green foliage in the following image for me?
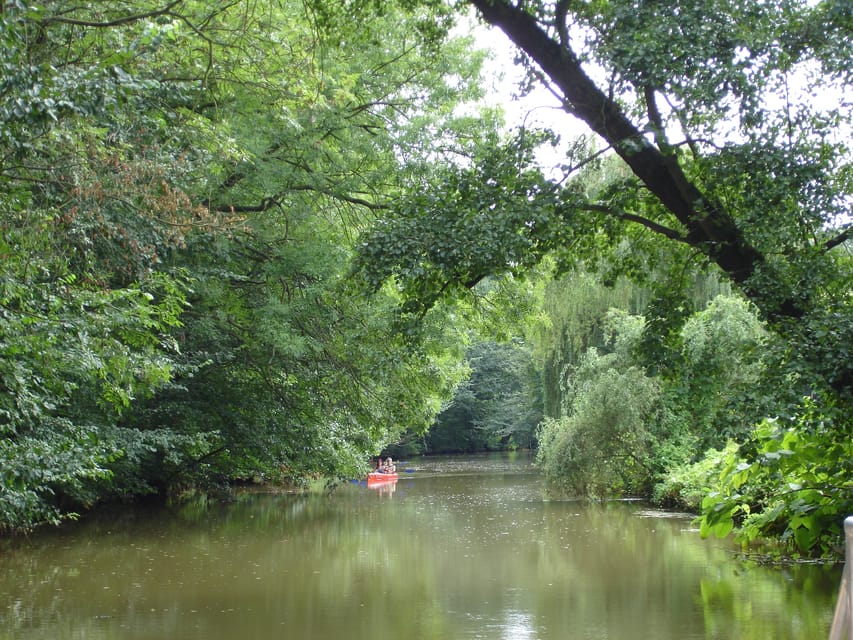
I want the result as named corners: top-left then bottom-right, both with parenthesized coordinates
top-left (700, 409), bottom-right (852, 557)
top-left (2, 0), bottom-right (851, 560)
top-left (535, 273), bottom-right (759, 495)
top-left (533, 270), bottom-right (853, 557)
top-left (347, 0), bottom-right (853, 556)
top-left (0, 0), bottom-right (492, 532)
top-left (389, 339), bottom-right (542, 455)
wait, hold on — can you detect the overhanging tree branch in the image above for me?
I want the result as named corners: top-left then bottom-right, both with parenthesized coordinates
top-left (468, 0), bottom-right (766, 290)
top-left (288, 185), bottom-right (389, 210)
top-left (580, 204), bottom-right (689, 244)
top-left (823, 224), bottom-right (852, 252)
top-left (204, 185), bottom-right (389, 214)
top-left (40, 1), bottom-right (186, 27)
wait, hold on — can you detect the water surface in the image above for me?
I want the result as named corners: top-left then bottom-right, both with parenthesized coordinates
top-left (0, 453), bottom-right (841, 639)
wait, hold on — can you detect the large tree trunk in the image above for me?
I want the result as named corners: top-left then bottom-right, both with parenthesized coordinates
top-left (469, 1), bottom-right (775, 304)
top-left (468, 0), bottom-right (853, 398)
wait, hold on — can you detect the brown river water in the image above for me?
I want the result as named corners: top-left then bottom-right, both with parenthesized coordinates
top-left (0, 453), bottom-right (842, 639)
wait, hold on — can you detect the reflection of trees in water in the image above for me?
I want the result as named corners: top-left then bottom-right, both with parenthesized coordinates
top-left (0, 458), bottom-right (841, 639)
top-left (698, 562), bottom-right (840, 640)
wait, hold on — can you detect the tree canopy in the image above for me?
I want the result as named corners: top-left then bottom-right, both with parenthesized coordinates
top-left (346, 0), bottom-right (852, 555)
top-left (356, 0), bottom-right (853, 398)
top-left (0, 0), bottom-right (493, 531)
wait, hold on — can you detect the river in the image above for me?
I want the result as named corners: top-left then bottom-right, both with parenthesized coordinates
top-left (0, 453), bottom-right (842, 639)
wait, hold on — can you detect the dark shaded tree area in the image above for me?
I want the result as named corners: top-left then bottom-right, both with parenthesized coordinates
top-left (393, 339), bottom-right (541, 455)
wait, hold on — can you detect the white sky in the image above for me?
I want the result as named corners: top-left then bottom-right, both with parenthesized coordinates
top-left (480, 33), bottom-right (564, 129)
top-left (471, 22), bottom-right (591, 175)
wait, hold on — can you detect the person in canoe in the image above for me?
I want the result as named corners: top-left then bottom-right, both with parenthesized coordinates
top-left (374, 457), bottom-right (396, 474)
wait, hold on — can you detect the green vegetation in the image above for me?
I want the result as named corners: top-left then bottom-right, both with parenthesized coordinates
top-left (347, 0), bottom-right (853, 558)
top-left (387, 338), bottom-right (542, 456)
top-left (0, 0), bottom-right (479, 531)
top-left (1, 0), bottom-right (851, 559)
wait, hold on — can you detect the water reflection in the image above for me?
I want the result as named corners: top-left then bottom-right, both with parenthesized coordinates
top-left (367, 480), bottom-right (397, 498)
top-left (0, 453), bottom-right (841, 640)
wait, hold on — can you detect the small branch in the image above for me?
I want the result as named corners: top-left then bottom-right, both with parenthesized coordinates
top-left (206, 196), bottom-right (282, 213)
top-left (287, 185), bottom-right (389, 211)
top-left (662, 93), bottom-right (701, 157)
top-left (823, 224), bottom-right (852, 252)
top-left (526, 66), bottom-right (574, 118)
top-left (41, 1), bottom-right (185, 27)
top-left (164, 445), bottom-right (227, 486)
top-left (580, 203), bottom-right (689, 243)
top-left (554, 0), bottom-right (570, 50)
top-left (643, 84), bottom-right (670, 151)
top-left (554, 142), bottom-right (615, 185)
top-left (205, 184), bottom-right (389, 214)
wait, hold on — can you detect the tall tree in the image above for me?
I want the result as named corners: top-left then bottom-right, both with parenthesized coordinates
top-left (353, 0), bottom-right (852, 399)
top-left (343, 0), bottom-right (852, 553)
top-left (0, 0), bottom-right (490, 530)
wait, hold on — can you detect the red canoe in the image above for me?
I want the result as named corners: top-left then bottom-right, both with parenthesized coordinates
top-left (367, 472), bottom-right (398, 486)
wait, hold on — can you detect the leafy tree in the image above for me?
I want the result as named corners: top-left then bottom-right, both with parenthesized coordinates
top-left (0, 1), bottom-right (199, 529)
top-left (351, 0), bottom-right (852, 404)
top-left (460, 0), bottom-right (852, 365)
top-left (533, 269), bottom-right (646, 415)
top-left (344, 0), bottom-right (852, 554)
top-left (121, 0), bottom-right (483, 483)
top-left (0, 206), bottom-right (191, 529)
top-left (677, 295), bottom-right (769, 446)
top-left (425, 339), bottom-right (542, 453)
top-left (537, 348), bottom-right (661, 498)
top-left (0, 0), bottom-right (492, 530)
